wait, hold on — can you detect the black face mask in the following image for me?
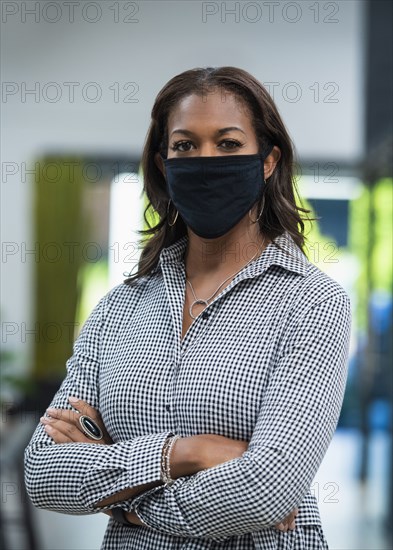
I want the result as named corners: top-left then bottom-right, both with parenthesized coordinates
top-left (162, 148), bottom-right (272, 239)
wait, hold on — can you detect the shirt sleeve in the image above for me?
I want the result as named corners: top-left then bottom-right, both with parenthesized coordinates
top-left (129, 291), bottom-right (351, 541)
top-left (24, 291), bottom-right (171, 515)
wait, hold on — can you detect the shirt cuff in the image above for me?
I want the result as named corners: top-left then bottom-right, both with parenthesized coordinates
top-left (81, 431), bottom-right (172, 510)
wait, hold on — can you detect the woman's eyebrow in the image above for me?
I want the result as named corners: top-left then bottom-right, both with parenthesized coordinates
top-left (170, 127), bottom-right (246, 137)
top-left (217, 127), bottom-right (246, 135)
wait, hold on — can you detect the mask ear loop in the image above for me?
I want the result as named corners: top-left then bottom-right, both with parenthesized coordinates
top-left (249, 183), bottom-right (266, 224)
top-left (167, 199), bottom-right (179, 226)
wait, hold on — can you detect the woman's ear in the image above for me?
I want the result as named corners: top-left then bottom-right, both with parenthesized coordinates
top-left (264, 146), bottom-right (281, 180)
top-left (154, 152), bottom-right (166, 178)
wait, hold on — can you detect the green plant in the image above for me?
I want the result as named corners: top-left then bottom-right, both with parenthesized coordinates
top-left (32, 156), bottom-right (88, 382)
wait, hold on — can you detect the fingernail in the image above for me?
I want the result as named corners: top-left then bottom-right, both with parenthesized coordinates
top-left (44, 425), bottom-right (53, 432)
top-left (277, 523), bottom-right (284, 531)
top-left (68, 396), bottom-right (79, 403)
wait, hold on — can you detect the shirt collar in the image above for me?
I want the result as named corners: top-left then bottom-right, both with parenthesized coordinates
top-left (158, 232), bottom-right (308, 278)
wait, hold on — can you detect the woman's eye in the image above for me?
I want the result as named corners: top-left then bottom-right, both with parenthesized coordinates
top-left (170, 139), bottom-right (243, 153)
top-left (220, 140), bottom-right (242, 150)
top-left (171, 141), bottom-right (193, 152)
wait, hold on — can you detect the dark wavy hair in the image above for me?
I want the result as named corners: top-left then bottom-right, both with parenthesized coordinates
top-left (124, 66), bottom-right (311, 285)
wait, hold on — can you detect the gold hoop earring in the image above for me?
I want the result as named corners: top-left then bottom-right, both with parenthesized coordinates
top-left (249, 189), bottom-right (265, 224)
top-left (167, 199), bottom-right (178, 226)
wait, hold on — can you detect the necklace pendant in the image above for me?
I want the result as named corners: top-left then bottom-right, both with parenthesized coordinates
top-left (189, 299), bottom-right (209, 320)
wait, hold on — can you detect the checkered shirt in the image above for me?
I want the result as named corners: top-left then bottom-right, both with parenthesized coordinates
top-left (25, 232), bottom-right (351, 549)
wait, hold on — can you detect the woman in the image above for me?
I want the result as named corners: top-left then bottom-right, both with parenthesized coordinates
top-left (25, 67), bottom-right (351, 549)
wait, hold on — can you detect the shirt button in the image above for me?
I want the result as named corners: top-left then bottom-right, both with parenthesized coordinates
top-left (202, 311), bottom-right (209, 320)
top-left (165, 404), bottom-right (171, 412)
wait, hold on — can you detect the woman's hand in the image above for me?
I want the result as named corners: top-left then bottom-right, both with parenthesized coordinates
top-left (276, 507), bottom-right (298, 532)
top-left (40, 397), bottom-right (113, 445)
top-left (41, 402), bottom-right (298, 531)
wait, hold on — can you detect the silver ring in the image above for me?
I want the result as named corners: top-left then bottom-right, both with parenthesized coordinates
top-left (79, 415), bottom-right (103, 441)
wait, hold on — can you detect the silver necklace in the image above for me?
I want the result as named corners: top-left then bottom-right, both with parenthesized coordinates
top-left (186, 240), bottom-right (265, 320)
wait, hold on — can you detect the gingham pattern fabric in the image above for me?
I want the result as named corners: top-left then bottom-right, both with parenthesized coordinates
top-left (25, 232), bottom-right (351, 549)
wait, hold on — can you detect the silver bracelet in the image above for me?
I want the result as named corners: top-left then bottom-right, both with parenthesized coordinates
top-left (160, 434), bottom-right (180, 486)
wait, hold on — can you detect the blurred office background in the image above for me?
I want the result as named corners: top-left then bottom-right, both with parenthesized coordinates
top-left (1, 1), bottom-right (392, 548)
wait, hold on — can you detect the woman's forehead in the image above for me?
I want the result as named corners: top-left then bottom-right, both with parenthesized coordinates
top-left (167, 92), bottom-right (253, 133)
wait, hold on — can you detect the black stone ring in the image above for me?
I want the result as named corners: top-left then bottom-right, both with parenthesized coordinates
top-left (78, 415), bottom-right (103, 441)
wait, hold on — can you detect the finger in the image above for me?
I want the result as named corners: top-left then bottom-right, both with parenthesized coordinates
top-left (289, 520), bottom-right (296, 530)
top-left (280, 514), bottom-right (293, 526)
top-left (68, 397), bottom-right (101, 420)
top-left (42, 423), bottom-right (78, 444)
top-left (285, 508), bottom-right (298, 523)
top-left (44, 409), bottom-right (107, 442)
top-left (68, 397), bottom-right (113, 444)
top-left (45, 408), bottom-right (80, 424)
top-left (277, 520), bottom-right (290, 532)
top-left (41, 417), bottom-right (88, 443)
